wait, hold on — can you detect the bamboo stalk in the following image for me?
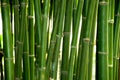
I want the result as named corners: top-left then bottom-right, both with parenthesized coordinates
top-left (88, 1), bottom-right (98, 80)
top-left (113, 1), bottom-right (120, 80)
top-left (46, 0), bottom-right (60, 79)
top-left (78, 0), bottom-right (96, 80)
top-left (34, 0), bottom-right (42, 79)
top-left (40, 0), bottom-right (50, 79)
top-left (1, 0), bottom-right (14, 79)
top-left (61, 0), bottom-right (73, 80)
top-left (75, 0), bottom-right (90, 79)
top-left (51, 0), bottom-right (67, 79)
top-left (96, 0), bottom-right (109, 80)
top-left (14, 0), bottom-right (27, 79)
top-left (28, 0), bottom-right (35, 79)
top-left (108, 0), bottom-right (114, 80)
top-left (23, 20), bottom-right (30, 80)
top-left (68, 0), bottom-right (84, 80)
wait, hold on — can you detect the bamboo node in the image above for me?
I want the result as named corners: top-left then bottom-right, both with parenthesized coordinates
top-left (73, 7), bottom-right (77, 10)
top-left (28, 15), bottom-right (34, 19)
top-left (42, 14), bottom-right (48, 19)
top-left (82, 16), bottom-right (86, 20)
top-left (14, 4), bottom-right (20, 8)
top-left (108, 19), bottom-right (114, 24)
top-left (23, 51), bottom-right (29, 54)
top-left (108, 65), bottom-right (113, 67)
top-left (1, 2), bottom-right (8, 7)
top-left (83, 38), bottom-right (90, 42)
top-left (5, 57), bottom-right (14, 60)
top-left (17, 41), bottom-right (23, 45)
top-left (64, 32), bottom-right (70, 36)
top-left (29, 54), bottom-right (35, 57)
top-left (51, 40), bottom-right (56, 44)
top-left (38, 67), bottom-right (46, 71)
top-left (37, 45), bottom-right (41, 48)
top-left (113, 57), bottom-right (119, 60)
top-left (61, 70), bottom-right (68, 75)
top-left (115, 13), bottom-right (120, 17)
top-left (99, 1), bottom-right (108, 5)
top-left (49, 77), bottom-right (54, 80)
top-left (21, 2), bottom-right (27, 7)
top-left (71, 45), bottom-right (77, 49)
top-left (98, 51), bottom-right (107, 55)
top-left (56, 34), bottom-right (62, 38)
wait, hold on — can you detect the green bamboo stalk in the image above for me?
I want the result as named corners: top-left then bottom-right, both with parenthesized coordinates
top-left (68, 0), bottom-right (84, 80)
top-left (13, 0), bottom-right (19, 65)
top-left (75, 0), bottom-right (89, 79)
top-left (96, 0), bottom-right (109, 80)
top-left (40, 0), bottom-right (50, 79)
top-left (28, 0), bottom-right (35, 79)
top-left (23, 20), bottom-right (30, 80)
top-left (108, 0), bottom-right (114, 80)
top-left (61, 0), bottom-right (73, 80)
top-left (46, 0), bottom-right (60, 79)
top-left (1, 0), bottom-right (14, 79)
top-left (78, 0), bottom-right (96, 80)
top-left (51, 0), bottom-right (67, 79)
top-left (34, 0), bottom-right (42, 79)
top-left (14, 0), bottom-right (27, 79)
top-left (88, 1), bottom-right (98, 80)
top-left (113, 1), bottom-right (120, 80)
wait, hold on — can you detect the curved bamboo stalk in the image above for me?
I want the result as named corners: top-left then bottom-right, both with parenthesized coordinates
top-left (68, 0), bottom-right (84, 80)
top-left (113, 1), bottom-right (120, 80)
top-left (88, 1), bottom-right (98, 80)
top-left (23, 20), bottom-right (30, 80)
top-left (28, 0), bottom-right (35, 79)
top-left (34, 0), bottom-right (42, 79)
top-left (51, 0), bottom-right (67, 79)
top-left (108, 0), bottom-right (114, 80)
top-left (96, 0), bottom-right (109, 80)
top-left (75, 0), bottom-right (89, 79)
top-left (14, 0), bottom-right (27, 79)
top-left (78, 0), bottom-right (96, 80)
top-left (61, 0), bottom-right (73, 80)
top-left (1, 0), bottom-right (14, 79)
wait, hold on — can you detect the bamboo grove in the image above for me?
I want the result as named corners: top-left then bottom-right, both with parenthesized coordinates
top-left (0, 0), bottom-right (120, 80)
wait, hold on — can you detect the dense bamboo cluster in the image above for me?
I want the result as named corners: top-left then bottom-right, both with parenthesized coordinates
top-left (0, 0), bottom-right (120, 80)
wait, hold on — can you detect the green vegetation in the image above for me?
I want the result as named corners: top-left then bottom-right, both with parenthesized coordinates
top-left (0, 0), bottom-right (120, 80)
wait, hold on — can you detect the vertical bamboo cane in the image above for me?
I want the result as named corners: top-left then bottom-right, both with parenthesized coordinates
top-left (61, 0), bottom-right (73, 80)
top-left (96, 0), bottom-right (109, 80)
top-left (1, 0), bottom-right (14, 79)
top-left (108, 0), bottom-right (114, 80)
top-left (28, 0), bottom-right (35, 79)
top-left (88, 1), bottom-right (98, 80)
top-left (51, 0), bottom-right (67, 79)
top-left (68, 0), bottom-right (84, 80)
top-left (113, 1), bottom-right (120, 80)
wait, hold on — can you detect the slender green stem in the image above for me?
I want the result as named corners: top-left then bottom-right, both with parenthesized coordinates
top-left (28, 0), bottom-right (35, 79)
top-left (88, 1), bottom-right (98, 80)
top-left (108, 0), bottom-right (114, 80)
top-left (46, 0), bottom-right (60, 79)
top-left (113, 1), bottom-right (120, 80)
top-left (34, 0), bottom-right (42, 79)
top-left (78, 0), bottom-right (96, 80)
top-left (51, 0), bottom-right (67, 79)
top-left (75, 0), bottom-right (89, 79)
top-left (1, 0), bottom-right (14, 79)
top-left (14, 0), bottom-right (27, 79)
top-left (96, 0), bottom-right (109, 80)
top-left (68, 0), bottom-right (84, 80)
top-left (23, 19), bottom-right (30, 80)
top-left (40, 0), bottom-right (50, 79)
top-left (61, 0), bottom-right (73, 80)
